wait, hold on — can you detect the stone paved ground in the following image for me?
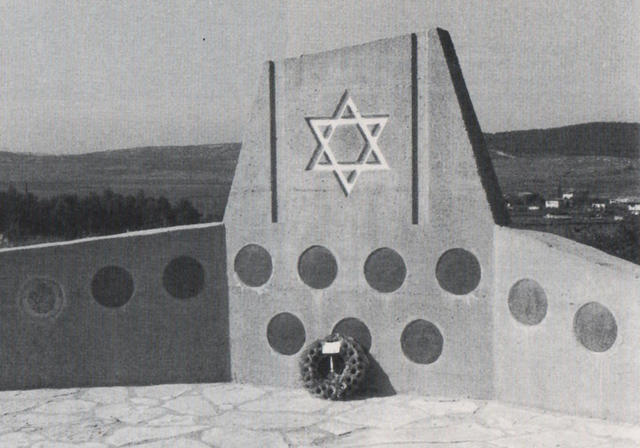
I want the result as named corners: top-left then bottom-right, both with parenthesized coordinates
top-left (0, 383), bottom-right (639, 447)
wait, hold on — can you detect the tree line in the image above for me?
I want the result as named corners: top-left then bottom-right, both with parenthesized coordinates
top-left (0, 186), bottom-right (202, 244)
top-left (573, 216), bottom-right (639, 265)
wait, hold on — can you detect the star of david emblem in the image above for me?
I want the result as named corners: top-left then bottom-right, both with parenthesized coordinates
top-left (305, 91), bottom-right (389, 196)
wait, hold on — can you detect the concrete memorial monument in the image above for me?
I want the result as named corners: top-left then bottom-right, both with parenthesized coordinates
top-left (226, 28), bottom-right (506, 400)
top-left (225, 28), bottom-right (640, 421)
top-left (0, 28), bottom-right (638, 423)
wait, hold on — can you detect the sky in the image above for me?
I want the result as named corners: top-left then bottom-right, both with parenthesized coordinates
top-left (1, 0), bottom-right (638, 154)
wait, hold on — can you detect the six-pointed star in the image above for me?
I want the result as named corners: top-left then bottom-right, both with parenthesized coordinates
top-left (306, 91), bottom-right (389, 196)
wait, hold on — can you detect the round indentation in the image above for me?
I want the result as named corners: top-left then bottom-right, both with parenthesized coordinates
top-left (401, 319), bottom-right (443, 364)
top-left (162, 256), bottom-right (205, 299)
top-left (574, 302), bottom-right (617, 352)
top-left (234, 244), bottom-right (272, 287)
top-left (91, 266), bottom-right (134, 308)
top-left (508, 279), bottom-right (548, 325)
top-left (364, 248), bottom-right (407, 293)
top-left (267, 312), bottom-right (306, 355)
top-left (435, 248), bottom-right (481, 295)
top-left (19, 277), bottom-right (64, 318)
top-left (332, 317), bottom-right (372, 351)
top-left (298, 246), bottom-right (338, 289)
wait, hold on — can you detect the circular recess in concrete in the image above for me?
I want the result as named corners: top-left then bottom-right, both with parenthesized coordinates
top-left (19, 277), bottom-right (65, 318)
top-left (267, 312), bottom-right (306, 355)
top-left (574, 302), bottom-right (617, 352)
top-left (508, 279), bottom-right (548, 325)
top-left (162, 256), bottom-right (205, 299)
top-left (435, 248), bottom-right (481, 295)
top-left (234, 244), bottom-right (272, 287)
top-left (91, 266), bottom-right (134, 308)
top-left (364, 247), bottom-right (406, 293)
top-left (332, 317), bottom-right (372, 351)
top-left (401, 319), bottom-right (443, 364)
top-left (298, 246), bottom-right (338, 289)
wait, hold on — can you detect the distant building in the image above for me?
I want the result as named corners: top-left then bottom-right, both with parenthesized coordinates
top-left (545, 200), bottom-right (560, 209)
top-left (612, 197), bottom-right (640, 204)
top-left (628, 204), bottom-right (640, 215)
top-left (504, 192), bottom-right (544, 212)
top-left (516, 192), bottom-right (544, 209)
top-left (503, 195), bottom-right (514, 209)
top-left (544, 213), bottom-right (570, 220)
top-left (562, 189), bottom-right (589, 207)
top-left (591, 202), bottom-right (607, 211)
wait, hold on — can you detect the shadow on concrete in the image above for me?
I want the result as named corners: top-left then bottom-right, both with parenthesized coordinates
top-left (352, 354), bottom-right (396, 399)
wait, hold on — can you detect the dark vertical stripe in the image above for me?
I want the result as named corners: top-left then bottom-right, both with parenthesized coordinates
top-left (436, 28), bottom-right (510, 225)
top-left (411, 33), bottom-right (419, 225)
top-left (269, 61), bottom-right (278, 223)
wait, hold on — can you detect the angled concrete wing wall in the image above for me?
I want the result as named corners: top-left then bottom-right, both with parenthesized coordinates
top-left (494, 227), bottom-right (640, 422)
top-left (225, 29), bottom-right (505, 398)
top-left (0, 224), bottom-right (230, 389)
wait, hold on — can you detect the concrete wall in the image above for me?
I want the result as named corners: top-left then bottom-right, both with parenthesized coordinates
top-left (494, 226), bottom-right (640, 422)
top-left (225, 29), bottom-right (505, 398)
top-left (0, 224), bottom-right (230, 389)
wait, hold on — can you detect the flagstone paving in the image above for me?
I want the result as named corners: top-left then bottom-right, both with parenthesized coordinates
top-left (0, 383), bottom-right (638, 447)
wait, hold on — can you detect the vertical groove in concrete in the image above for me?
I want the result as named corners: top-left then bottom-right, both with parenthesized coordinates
top-left (269, 61), bottom-right (278, 223)
top-left (411, 33), bottom-right (419, 225)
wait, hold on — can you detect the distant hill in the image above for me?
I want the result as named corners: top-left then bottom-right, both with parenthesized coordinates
top-left (485, 122), bottom-right (639, 198)
top-left (0, 143), bottom-right (240, 221)
top-left (485, 122), bottom-right (639, 158)
top-left (0, 122), bottom-right (638, 222)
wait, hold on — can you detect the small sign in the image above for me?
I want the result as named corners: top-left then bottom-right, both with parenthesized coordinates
top-left (322, 341), bottom-right (341, 354)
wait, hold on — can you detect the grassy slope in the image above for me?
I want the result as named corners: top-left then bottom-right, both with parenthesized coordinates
top-left (486, 122), bottom-right (640, 199)
top-left (490, 155), bottom-right (639, 198)
top-left (484, 122), bottom-right (639, 158)
top-left (0, 144), bottom-right (240, 221)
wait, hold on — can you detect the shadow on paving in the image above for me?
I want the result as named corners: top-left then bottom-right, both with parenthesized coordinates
top-left (351, 355), bottom-right (396, 399)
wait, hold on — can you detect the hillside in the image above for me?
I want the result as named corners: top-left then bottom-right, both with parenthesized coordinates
top-left (485, 122), bottom-right (639, 198)
top-left (484, 122), bottom-right (639, 158)
top-left (0, 144), bottom-right (240, 221)
top-left (0, 122), bottom-right (638, 222)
